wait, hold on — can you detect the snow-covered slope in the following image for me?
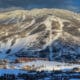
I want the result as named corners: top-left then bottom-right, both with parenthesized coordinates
top-left (0, 9), bottom-right (80, 61)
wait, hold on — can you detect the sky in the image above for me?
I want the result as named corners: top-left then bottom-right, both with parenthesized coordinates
top-left (0, 0), bottom-right (80, 12)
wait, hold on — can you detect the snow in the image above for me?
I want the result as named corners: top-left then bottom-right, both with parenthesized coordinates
top-left (69, 79), bottom-right (80, 80)
top-left (8, 60), bottom-right (80, 71)
top-left (0, 69), bottom-right (27, 76)
top-left (43, 78), bottom-right (51, 80)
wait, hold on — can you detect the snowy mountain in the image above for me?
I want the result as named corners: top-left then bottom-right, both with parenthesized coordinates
top-left (0, 9), bottom-right (80, 62)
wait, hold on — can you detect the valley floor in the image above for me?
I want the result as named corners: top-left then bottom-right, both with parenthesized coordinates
top-left (2, 60), bottom-right (80, 71)
top-left (0, 60), bottom-right (80, 80)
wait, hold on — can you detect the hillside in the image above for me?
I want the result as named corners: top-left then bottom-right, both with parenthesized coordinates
top-left (0, 9), bottom-right (80, 62)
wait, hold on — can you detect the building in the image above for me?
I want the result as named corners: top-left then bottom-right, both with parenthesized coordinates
top-left (15, 57), bottom-right (48, 63)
